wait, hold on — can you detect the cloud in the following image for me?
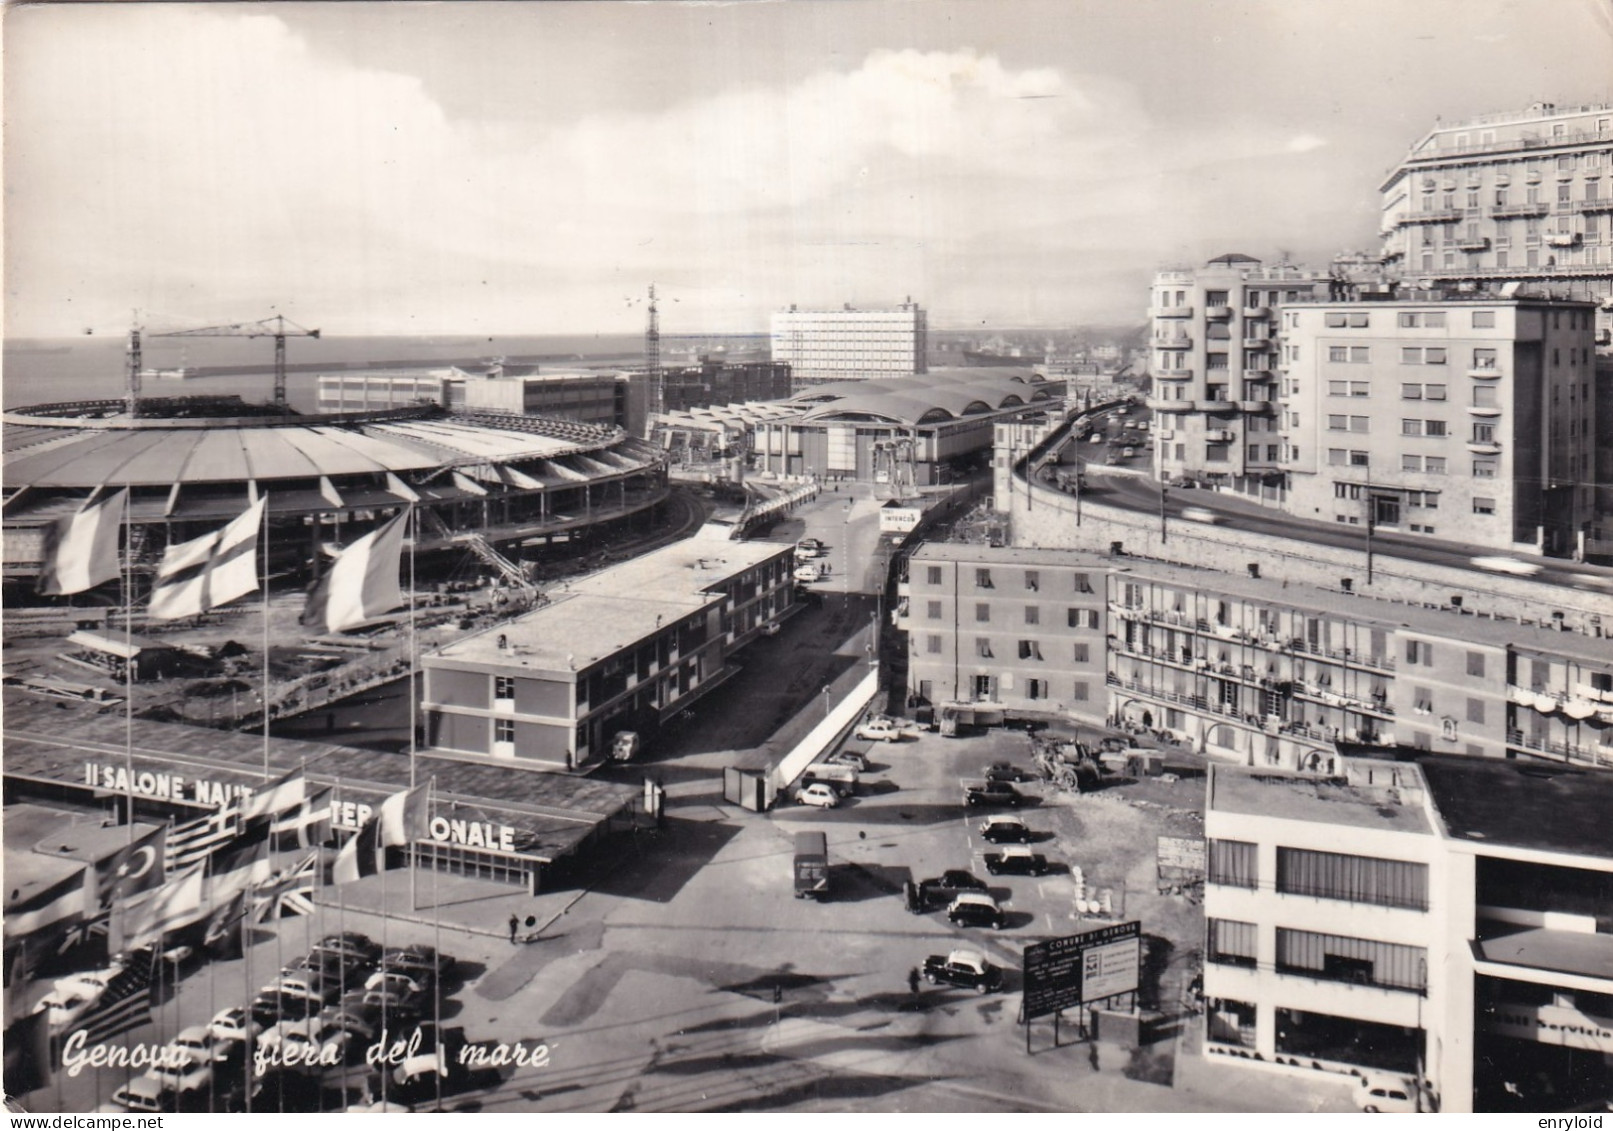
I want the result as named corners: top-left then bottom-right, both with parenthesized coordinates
top-left (6, 10), bottom-right (1375, 336)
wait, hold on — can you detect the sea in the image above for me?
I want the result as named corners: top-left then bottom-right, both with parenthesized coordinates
top-left (1, 333), bottom-right (764, 414)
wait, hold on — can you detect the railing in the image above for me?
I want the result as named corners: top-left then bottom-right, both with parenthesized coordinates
top-left (1505, 728), bottom-right (1612, 765)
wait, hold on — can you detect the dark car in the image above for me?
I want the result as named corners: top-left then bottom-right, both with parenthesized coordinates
top-left (978, 816), bottom-right (1033, 844)
top-left (918, 869), bottom-right (989, 899)
top-left (923, 948), bottom-right (1004, 994)
top-left (381, 945), bottom-right (457, 983)
top-left (965, 780), bottom-right (1024, 807)
top-left (982, 762), bottom-right (1029, 783)
top-left (312, 933), bottom-right (382, 966)
top-left (984, 846), bottom-right (1049, 876)
top-left (946, 892), bottom-right (1006, 930)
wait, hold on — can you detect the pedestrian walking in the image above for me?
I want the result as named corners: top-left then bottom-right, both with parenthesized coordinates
top-left (907, 967), bottom-right (920, 996)
top-left (508, 913), bottom-right (520, 944)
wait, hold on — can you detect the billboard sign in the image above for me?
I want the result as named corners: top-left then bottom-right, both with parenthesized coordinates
top-left (1022, 920), bottom-right (1141, 1020)
top-left (1157, 835), bottom-right (1206, 877)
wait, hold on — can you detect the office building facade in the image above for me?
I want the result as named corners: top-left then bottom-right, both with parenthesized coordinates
top-left (770, 302), bottom-right (928, 388)
top-left (1279, 295), bottom-right (1598, 557)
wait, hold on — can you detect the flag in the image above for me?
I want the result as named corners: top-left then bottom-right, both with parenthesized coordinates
top-left (208, 835), bottom-right (272, 906)
top-left (3, 866), bottom-right (88, 942)
top-left (94, 825), bottom-right (166, 908)
top-left (300, 508), bottom-right (409, 633)
top-left (3, 1009), bottom-right (54, 1097)
top-left (202, 891), bottom-right (247, 955)
top-left (378, 784), bottom-right (430, 848)
top-left (333, 784), bottom-right (426, 885)
top-left (118, 864), bottom-right (205, 951)
top-left (36, 489), bottom-right (127, 596)
top-left (166, 808), bottom-right (239, 873)
top-left (72, 949), bottom-right (157, 1046)
top-left (242, 768), bottom-right (306, 823)
top-left (272, 787), bottom-right (333, 850)
top-left (253, 853), bottom-right (321, 922)
top-left (147, 497), bottom-right (265, 620)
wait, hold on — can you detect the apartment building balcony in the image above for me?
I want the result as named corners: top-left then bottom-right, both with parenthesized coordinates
top-left (1242, 368), bottom-right (1277, 383)
top-left (1291, 681), bottom-right (1395, 719)
top-left (1204, 305), bottom-right (1234, 320)
top-left (1467, 365), bottom-right (1503, 379)
top-left (1468, 404), bottom-right (1502, 418)
top-left (1239, 399), bottom-right (1279, 414)
top-left (1149, 397), bottom-right (1195, 414)
top-left (1491, 201), bottom-right (1549, 219)
top-left (1154, 368), bottom-right (1194, 381)
top-left (1151, 305), bottom-right (1194, 319)
top-left (1154, 334), bottom-right (1193, 349)
top-left (1286, 638), bottom-right (1396, 673)
top-left (1506, 728), bottom-right (1610, 767)
top-left (1402, 208), bottom-right (1463, 225)
top-left (1198, 401), bottom-right (1237, 414)
top-left (1454, 236), bottom-right (1491, 251)
top-left (1242, 336), bottom-right (1275, 350)
top-left (1466, 439), bottom-right (1503, 454)
top-left (1507, 684), bottom-right (1613, 722)
top-left (1579, 197), bottom-right (1613, 213)
top-left (1545, 231), bottom-right (1582, 248)
top-left (1242, 305), bottom-right (1272, 320)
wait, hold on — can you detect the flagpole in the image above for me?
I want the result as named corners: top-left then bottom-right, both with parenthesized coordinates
top-left (122, 485), bottom-right (135, 845)
top-left (432, 777), bottom-right (442, 1114)
top-left (261, 493), bottom-right (270, 778)
top-left (409, 505), bottom-right (419, 913)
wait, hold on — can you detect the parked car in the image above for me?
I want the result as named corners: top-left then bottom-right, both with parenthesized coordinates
top-left (35, 984), bottom-right (102, 1038)
top-left (801, 762), bottom-right (858, 797)
top-left (985, 846), bottom-right (1049, 876)
top-left (854, 717), bottom-right (906, 742)
top-left (165, 1025), bottom-right (233, 1067)
top-left (381, 945), bottom-right (457, 983)
top-left (922, 948), bottom-right (1004, 994)
top-left (918, 869), bottom-right (989, 898)
top-left (1180, 506), bottom-right (1223, 525)
top-left (365, 970), bottom-right (430, 998)
top-left (1353, 1073), bottom-right (1420, 1113)
top-left (947, 892), bottom-right (1006, 930)
top-left (208, 1006), bottom-right (262, 1046)
top-left (825, 749), bottom-right (869, 772)
top-left (108, 1078), bottom-right (175, 1114)
top-left (978, 815), bottom-right (1033, 844)
top-left (793, 562), bottom-right (829, 583)
top-left (311, 932), bottom-right (382, 965)
top-left (795, 782), bottom-right (839, 809)
top-left (1470, 555), bottom-right (1542, 577)
top-left (981, 761), bottom-right (1032, 783)
top-left (964, 780), bottom-right (1024, 807)
top-left (796, 538), bottom-right (825, 554)
top-left (319, 1001), bottom-right (384, 1041)
top-left (144, 1058), bottom-right (213, 1096)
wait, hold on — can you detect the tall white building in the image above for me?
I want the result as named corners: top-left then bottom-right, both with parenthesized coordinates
top-left (1377, 102), bottom-right (1613, 347)
top-left (1279, 294), bottom-right (1598, 558)
top-left (770, 301), bottom-right (927, 389)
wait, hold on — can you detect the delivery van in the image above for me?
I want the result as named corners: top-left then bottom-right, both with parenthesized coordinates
top-left (793, 831), bottom-right (828, 900)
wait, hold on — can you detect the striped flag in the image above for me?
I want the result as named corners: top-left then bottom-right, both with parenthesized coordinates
top-left (72, 949), bottom-right (158, 1046)
top-left (208, 835), bottom-right (272, 906)
top-left (331, 783), bottom-right (428, 885)
top-left (272, 787), bottom-right (333, 850)
top-left (242, 768), bottom-right (306, 823)
top-left (301, 508), bottom-right (409, 633)
top-left (147, 497), bottom-right (265, 620)
top-left (166, 808), bottom-right (240, 873)
top-left (253, 852), bottom-right (321, 922)
top-left (36, 489), bottom-right (127, 596)
top-left (3, 866), bottom-right (89, 942)
top-left (118, 864), bottom-right (205, 951)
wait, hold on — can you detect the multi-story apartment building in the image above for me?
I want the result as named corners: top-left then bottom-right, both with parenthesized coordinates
top-left (1377, 102), bottom-right (1613, 347)
top-left (1280, 294), bottom-right (1598, 557)
top-left (770, 301), bottom-right (928, 389)
top-left (896, 546), bottom-right (1613, 772)
top-left (1203, 754), bottom-right (1613, 1113)
top-left (899, 545), bottom-right (1108, 721)
top-left (1148, 255), bottom-right (1320, 501)
top-left (421, 538), bottom-right (795, 772)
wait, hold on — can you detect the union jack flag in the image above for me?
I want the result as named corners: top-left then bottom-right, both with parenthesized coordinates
top-left (253, 852), bottom-right (321, 922)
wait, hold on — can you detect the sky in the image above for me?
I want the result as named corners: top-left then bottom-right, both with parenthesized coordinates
top-left (6, 0), bottom-right (1613, 338)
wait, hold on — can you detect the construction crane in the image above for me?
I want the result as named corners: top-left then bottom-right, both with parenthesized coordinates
top-left (151, 315), bottom-right (320, 408)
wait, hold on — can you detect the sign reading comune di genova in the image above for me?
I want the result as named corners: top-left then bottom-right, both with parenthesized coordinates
top-left (1022, 920), bottom-right (1141, 1021)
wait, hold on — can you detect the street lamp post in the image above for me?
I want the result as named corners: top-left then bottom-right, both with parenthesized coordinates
top-left (1159, 483), bottom-right (1168, 544)
top-left (822, 685), bottom-right (831, 720)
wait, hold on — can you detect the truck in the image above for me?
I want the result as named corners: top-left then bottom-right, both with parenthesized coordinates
top-left (793, 831), bottom-right (828, 900)
top-left (962, 779), bottom-right (1024, 807)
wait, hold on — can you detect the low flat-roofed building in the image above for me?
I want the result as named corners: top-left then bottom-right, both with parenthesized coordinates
top-left (422, 537), bottom-right (796, 771)
top-left (1203, 752), bottom-right (1613, 1113)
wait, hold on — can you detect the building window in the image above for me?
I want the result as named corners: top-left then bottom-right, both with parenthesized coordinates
top-left (1413, 686), bottom-right (1433, 713)
top-left (1349, 451), bottom-right (1369, 467)
top-left (1472, 384), bottom-right (1498, 408)
top-left (975, 603), bottom-right (991, 623)
top-left (1407, 640), bottom-right (1433, 666)
top-left (1329, 415), bottom-right (1349, 431)
top-left (1072, 643), bottom-right (1089, 663)
top-left (1472, 421), bottom-right (1495, 444)
top-left (1072, 680), bottom-right (1089, 702)
top-left (926, 600), bottom-right (943, 620)
top-left (1325, 313), bottom-right (1347, 329)
top-left (1401, 383), bottom-right (1422, 400)
top-left (1024, 570), bottom-right (1039, 591)
top-left (1071, 572), bottom-right (1092, 593)
top-left (926, 635), bottom-right (942, 654)
top-left (495, 718), bottom-right (515, 744)
top-left (1328, 449), bottom-right (1347, 466)
top-left (1473, 496), bottom-right (1496, 514)
top-left (1208, 919), bottom-right (1258, 968)
top-left (1024, 605), bottom-right (1040, 626)
top-left (1401, 454), bottom-right (1422, 471)
top-left (494, 676), bottom-right (515, 700)
top-left (1274, 928), bottom-right (1428, 991)
top-left (1328, 346), bottom-right (1348, 363)
top-left (1328, 380), bottom-right (1348, 396)
top-left (1067, 608), bottom-right (1098, 629)
top-left (1401, 419), bottom-right (1423, 436)
top-left (1026, 678), bottom-right (1048, 701)
top-left (1472, 459), bottom-right (1497, 479)
top-left (1018, 640), bottom-right (1043, 661)
top-left (1424, 420), bottom-right (1447, 437)
top-left (1275, 847), bottom-right (1429, 910)
top-left (1466, 697), bottom-right (1485, 724)
top-left (1426, 456), bottom-right (1446, 474)
top-left (975, 568), bottom-right (993, 589)
top-left (926, 566), bottom-right (943, 585)
top-left (1472, 310), bottom-right (1496, 329)
top-left (976, 638), bottom-right (993, 658)
top-left (1208, 839), bottom-right (1258, 888)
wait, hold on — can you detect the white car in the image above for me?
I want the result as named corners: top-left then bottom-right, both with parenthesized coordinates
top-left (35, 986), bottom-right (101, 1038)
top-left (144, 1058), bottom-right (213, 1096)
top-left (1353, 1073), bottom-right (1420, 1113)
top-left (854, 717), bottom-right (905, 742)
top-left (1180, 506), bottom-right (1222, 524)
top-left (795, 782), bottom-right (839, 808)
top-left (1470, 555), bottom-right (1543, 577)
top-left (208, 1006), bottom-right (261, 1045)
top-left (165, 1025), bottom-right (226, 1067)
